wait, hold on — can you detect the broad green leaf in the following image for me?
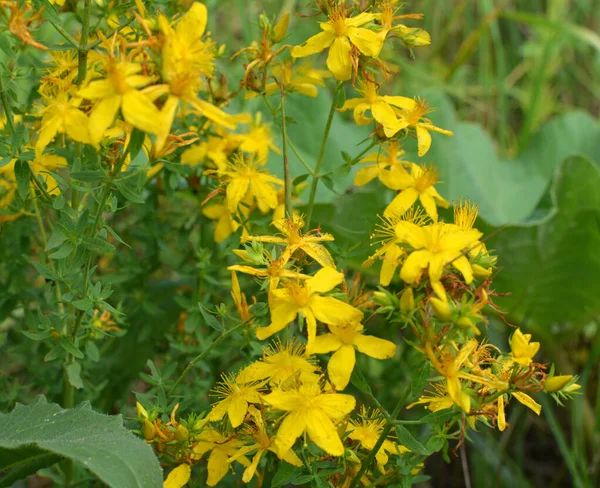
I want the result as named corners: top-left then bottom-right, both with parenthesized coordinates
top-left (0, 447), bottom-right (62, 488)
top-left (14, 160), bottom-right (29, 199)
top-left (394, 424), bottom-right (429, 456)
top-left (66, 362), bottom-right (84, 389)
top-left (0, 396), bottom-right (162, 487)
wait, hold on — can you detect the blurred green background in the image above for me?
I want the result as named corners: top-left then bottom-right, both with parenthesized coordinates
top-left (212, 0), bottom-right (600, 486)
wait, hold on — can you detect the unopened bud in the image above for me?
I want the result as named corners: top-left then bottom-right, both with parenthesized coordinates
top-left (175, 425), bottom-right (190, 442)
top-left (544, 375), bottom-right (575, 393)
top-left (456, 316), bottom-right (480, 335)
top-left (430, 297), bottom-right (452, 321)
top-left (372, 291), bottom-right (393, 307)
top-left (136, 402), bottom-right (148, 420)
top-left (400, 287), bottom-right (415, 312)
top-left (142, 419), bottom-right (156, 440)
top-left (272, 13), bottom-right (290, 42)
top-left (472, 264), bottom-right (492, 278)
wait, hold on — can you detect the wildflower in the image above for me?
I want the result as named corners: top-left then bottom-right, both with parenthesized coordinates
top-left (393, 98), bottom-right (453, 156)
top-left (215, 154), bottom-right (283, 214)
top-left (202, 199), bottom-right (241, 243)
top-left (192, 428), bottom-right (250, 487)
top-left (228, 257), bottom-right (311, 291)
top-left (207, 372), bottom-right (265, 428)
top-left (263, 382), bottom-right (356, 456)
top-left (384, 163), bottom-right (449, 222)
top-left (407, 383), bottom-right (454, 412)
top-left (247, 61), bottom-right (328, 99)
top-left (353, 141), bottom-right (411, 189)
top-left (78, 59), bottom-right (160, 144)
top-left (231, 271), bottom-right (252, 322)
top-left (313, 321), bottom-right (396, 390)
top-left (233, 113), bottom-right (280, 162)
top-left (238, 340), bottom-right (320, 386)
top-left (291, 9), bottom-right (383, 80)
top-left (35, 90), bottom-right (90, 156)
top-left (339, 80), bottom-right (414, 137)
top-left (181, 131), bottom-right (238, 169)
top-left (398, 221), bottom-right (482, 299)
top-left (347, 407), bottom-right (408, 473)
top-left (512, 391), bottom-right (542, 415)
top-left (256, 267), bottom-right (363, 353)
top-left (152, 3), bottom-right (236, 152)
top-left (163, 464), bottom-right (191, 488)
top-left (509, 328), bottom-right (540, 367)
top-left (242, 215), bottom-right (335, 268)
top-left (376, 1), bottom-right (431, 48)
top-left (228, 406), bottom-right (302, 483)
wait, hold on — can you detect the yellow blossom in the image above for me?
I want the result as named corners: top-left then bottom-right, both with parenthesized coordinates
top-left (228, 256), bottom-right (311, 291)
top-left (347, 407), bottom-right (409, 473)
top-left (291, 9), bottom-right (383, 80)
top-left (192, 428), bottom-right (250, 487)
top-left (509, 328), bottom-right (540, 367)
top-left (263, 382), bottom-right (356, 456)
top-left (202, 199), bottom-right (241, 243)
top-left (233, 113), bottom-right (280, 162)
top-left (407, 383), bottom-right (454, 413)
top-left (256, 267), bottom-right (363, 353)
top-left (312, 321), bottom-right (396, 390)
top-left (339, 80), bottom-right (414, 137)
top-left (237, 340), bottom-right (320, 386)
top-left (250, 61), bottom-right (328, 99)
top-left (353, 141), bottom-right (412, 189)
top-left (393, 98), bottom-right (453, 156)
top-left (231, 271), bottom-right (252, 322)
top-left (30, 154), bottom-right (68, 195)
top-left (206, 372), bottom-right (265, 428)
top-left (78, 59), bottom-right (160, 144)
top-left (384, 164), bottom-right (449, 222)
top-left (163, 464), bottom-right (190, 488)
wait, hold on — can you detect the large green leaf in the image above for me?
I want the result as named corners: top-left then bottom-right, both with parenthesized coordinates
top-left (485, 156), bottom-right (600, 330)
top-left (0, 396), bottom-right (162, 488)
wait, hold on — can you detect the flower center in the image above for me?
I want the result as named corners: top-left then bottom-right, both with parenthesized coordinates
top-left (330, 9), bottom-right (348, 37)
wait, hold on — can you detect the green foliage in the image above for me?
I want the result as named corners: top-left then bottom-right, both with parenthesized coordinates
top-left (0, 396), bottom-right (162, 487)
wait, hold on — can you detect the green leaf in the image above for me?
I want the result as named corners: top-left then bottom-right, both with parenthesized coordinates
top-left (45, 227), bottom-right (68, 252)
top-left (22, 255), bottom-right (61, 281)
top-left (350, 365), bottom-right (372, 395)
top-left (394, 424), bottom-right (429, 456)
top-left (72, 299), bottom-right (93, 312)
top-left (49, 241), bottom-right (75, 260)
top-left (70, 170), bottom-right (105, 182)
top-left (0, 447), bottom-right (62, 488)
top-left (59, 336), bottom-right (84, 359)
top-left (0, 396), bottom-right (162, 487)
top-left (271, 461), bottom-right (304, 487)
top-left (410, 362), bottom-right (430, 401)
top-left (116, 180), bottom-right (145, 203)
top-left (126, 128), bottom-right (146, 161)
top-left (14, 160), bottom-right (30, 199)
top-left (66, 362), bottom-right (83, 389)
top-left (21, 330), bottom-right (52, 341)
top-left (83, 237), bottom-right (116, 253)
top-left (198, 304), bottom-right (223, 331)
top-left (85, 341), bottom-right (100, 362)
top-left (10, 123), bottom-right (25, 154)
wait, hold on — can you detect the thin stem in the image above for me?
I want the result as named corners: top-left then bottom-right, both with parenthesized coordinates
top-left (28, 165), bottom-right (53, 202)
top-left (0, 74), bottom-right (15, 133)
top-left (304, 83), bottom-right (342, 230)
top-left (286, 136), bottom-right (315, 177)
top-left (460, 443), bottom-right (472, 488)
top-left (170, 319), bottom-right (250, 395)
top-left (77, 0), bottom-right (92, 86)
top-left (278, 86), bottom-right (292, 218)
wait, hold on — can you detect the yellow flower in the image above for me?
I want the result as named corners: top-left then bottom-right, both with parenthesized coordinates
top-left (206, 372), bottom-right (265, 428)
top-left (181, 132), bottom-right (238, 169)
top-left (192, 428), bottom-right (250, 487)
top-left (227, 406), bottom-right (302, 483)
top-left (263, 382), bottom-right (356, 456)
top-left (237, 340), bottom-right (320, 386)
top-left (256, 267), bottom-right (363, 353)
top-left (260, 61), bottom-right (328, 98)
top-left (30, 154), bottom-right (68, 195)
top-left (339, 80), bottom-right (414, 137)
top-left (353, 141), bottom-right (411, 189)
top-left (398, 221), bottom-right (482, 299)
top-left (241, 215), bottom-right (335, 268)
top-left (347, 407), bottom-right (409, 473)
top-left (511, 391), bottom-right (541, 415)
top-left (231, 271), bottom-right (252, 322)
top-left (228, 256), bottom-right (311, 292)
top-left (291, 9), bottom-right (383, 81)
top-left (407, 383), bottom-right (454, 412)
top-left (233, 113), bottom-right (280, 162)
top-left (151, 3), bottom-right (236, 152)
top-left (163, 464), bottom-right (190, 488)
top-left (215, 154), bottom-right (283, 214)
top-left (393, 98), bottom-right (453, 156)
top-left (509, 328), bottom-right (540, 367)
top-left (312, 322), bottom-right (396, 390)
top-left (384, 164), bottom-right (449, 222)
top-left (202, 199), bottom-right (241, 243)
top-left (78, 59), bottom-right (160, 144)
top-left (376, 1), bottom-right (431, 48)
top-left (35, 90), bottom-right (90, 156)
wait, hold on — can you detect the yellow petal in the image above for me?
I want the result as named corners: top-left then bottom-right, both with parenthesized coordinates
top-left (380, 244), bottom-right (402, 286)
top-left (301, 242), bottom-right (336, 268)
top-left (306, 267), bottom-right (343, 293)
top-left (78, 79), bottom-right (114, 99)
top-left (242, 450), bottom-right (263, 483)
top-left (306, 408), bottom-right (345, 456)
top-left (251, 177), bottom-right (279, 210)
top-left (36, 114), bottom-right (62, 156)
top-left (512, 392), bottom-right (541, 415)
top-left (452, 255), bottom-right (474, 284)
top-left (256, 295), bottom-right (298, 340)
top-left (274, 410), bottom-right (308, 457)
top-left (122, 90), bottom-right (161, 135)
top-left (384, 187), bottom-right (418, 218)
top-left (64, 108), bottom-right (90, 145)
top-left (226, 177), bottom-right (250, 212)
top-left (326, 36), bottom-right (352, 81)
top-left (497, 395), bottom-right (506, 432)
top-left (310, 296), bottom-right (363, 325)
top-left (352, 102), bottom-right (372, 126)
top-left (316, 393), bottom-right (356, 420)
top-left (163, 464), bottom-right (191, 488)
top-left (399, 249), bottom-right (431, 284)
top-left (88, 95), bottom-right (121, 143)
top-left (227, 396), bottom-right (248, 428)
top-left (312, 333), bottom-right (343, 354)
top-left (327, 345), bottom-right (355, 390)
top-left (179, 2), bottom-right (207, 40)
top-left (345, 12), bottom-right (376, 27)
top-left (206, 448), bottom-right (230, 486)
top-left (371, 100), bottom-right (400, 137)
top-left (154, 94), bottom-right (180, 154)
top-left (380, 95), bottom-right (416, 110)
top-left (353, 334), bottom-right (396, 359)
top-left (354, 165), bottom-right (380, 186)
top-left (189, 98), bottom-right (237, 130)
top-left (416, 125), bottom-right (432, 157)
top-left (292, 31), bottom-right (335, 58)
top-left (419, 192), bottom-right (438, 222)
top-left (346, 26), bottom-right (384, 57)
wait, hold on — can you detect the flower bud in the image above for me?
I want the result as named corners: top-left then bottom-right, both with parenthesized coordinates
top-left (472, 264), bottom-right (492, 278)
top-left (372, 291), bottom-right (393, 307)
top-left (272, 13), bottom-right (290, 43)
top-left (544, 375), bottom-right (574, 392)
top-left (175, 425), bottom-right (190, 442)
top-left (456, 316), bottom-right (481, 335)
top-left (136, 402), bottom-right (148, 420)
top-left (142, 419), bottom-right (156, 440)
top-left (400, 287), bottom-right (415, 312)
top-left (430, 297), bottom-right (452, 321)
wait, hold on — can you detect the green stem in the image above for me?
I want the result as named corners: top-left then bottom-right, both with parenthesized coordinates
top-left (304, 83), bottom-right (342, 230)
top-left (0, 74), bottom-right (15, 133)
top-left (170, 319), bottom-right (250, 395)
top-left (349, 386), bottom-right (411, 488)
top-left (77, 0), bottom-right (91, 86)
top-left (286, 136), bottom-right (315, 177)
top-left (279, 88), bottom-right (292, 218)
top-left (28, 164), bottom-right (53, 202)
